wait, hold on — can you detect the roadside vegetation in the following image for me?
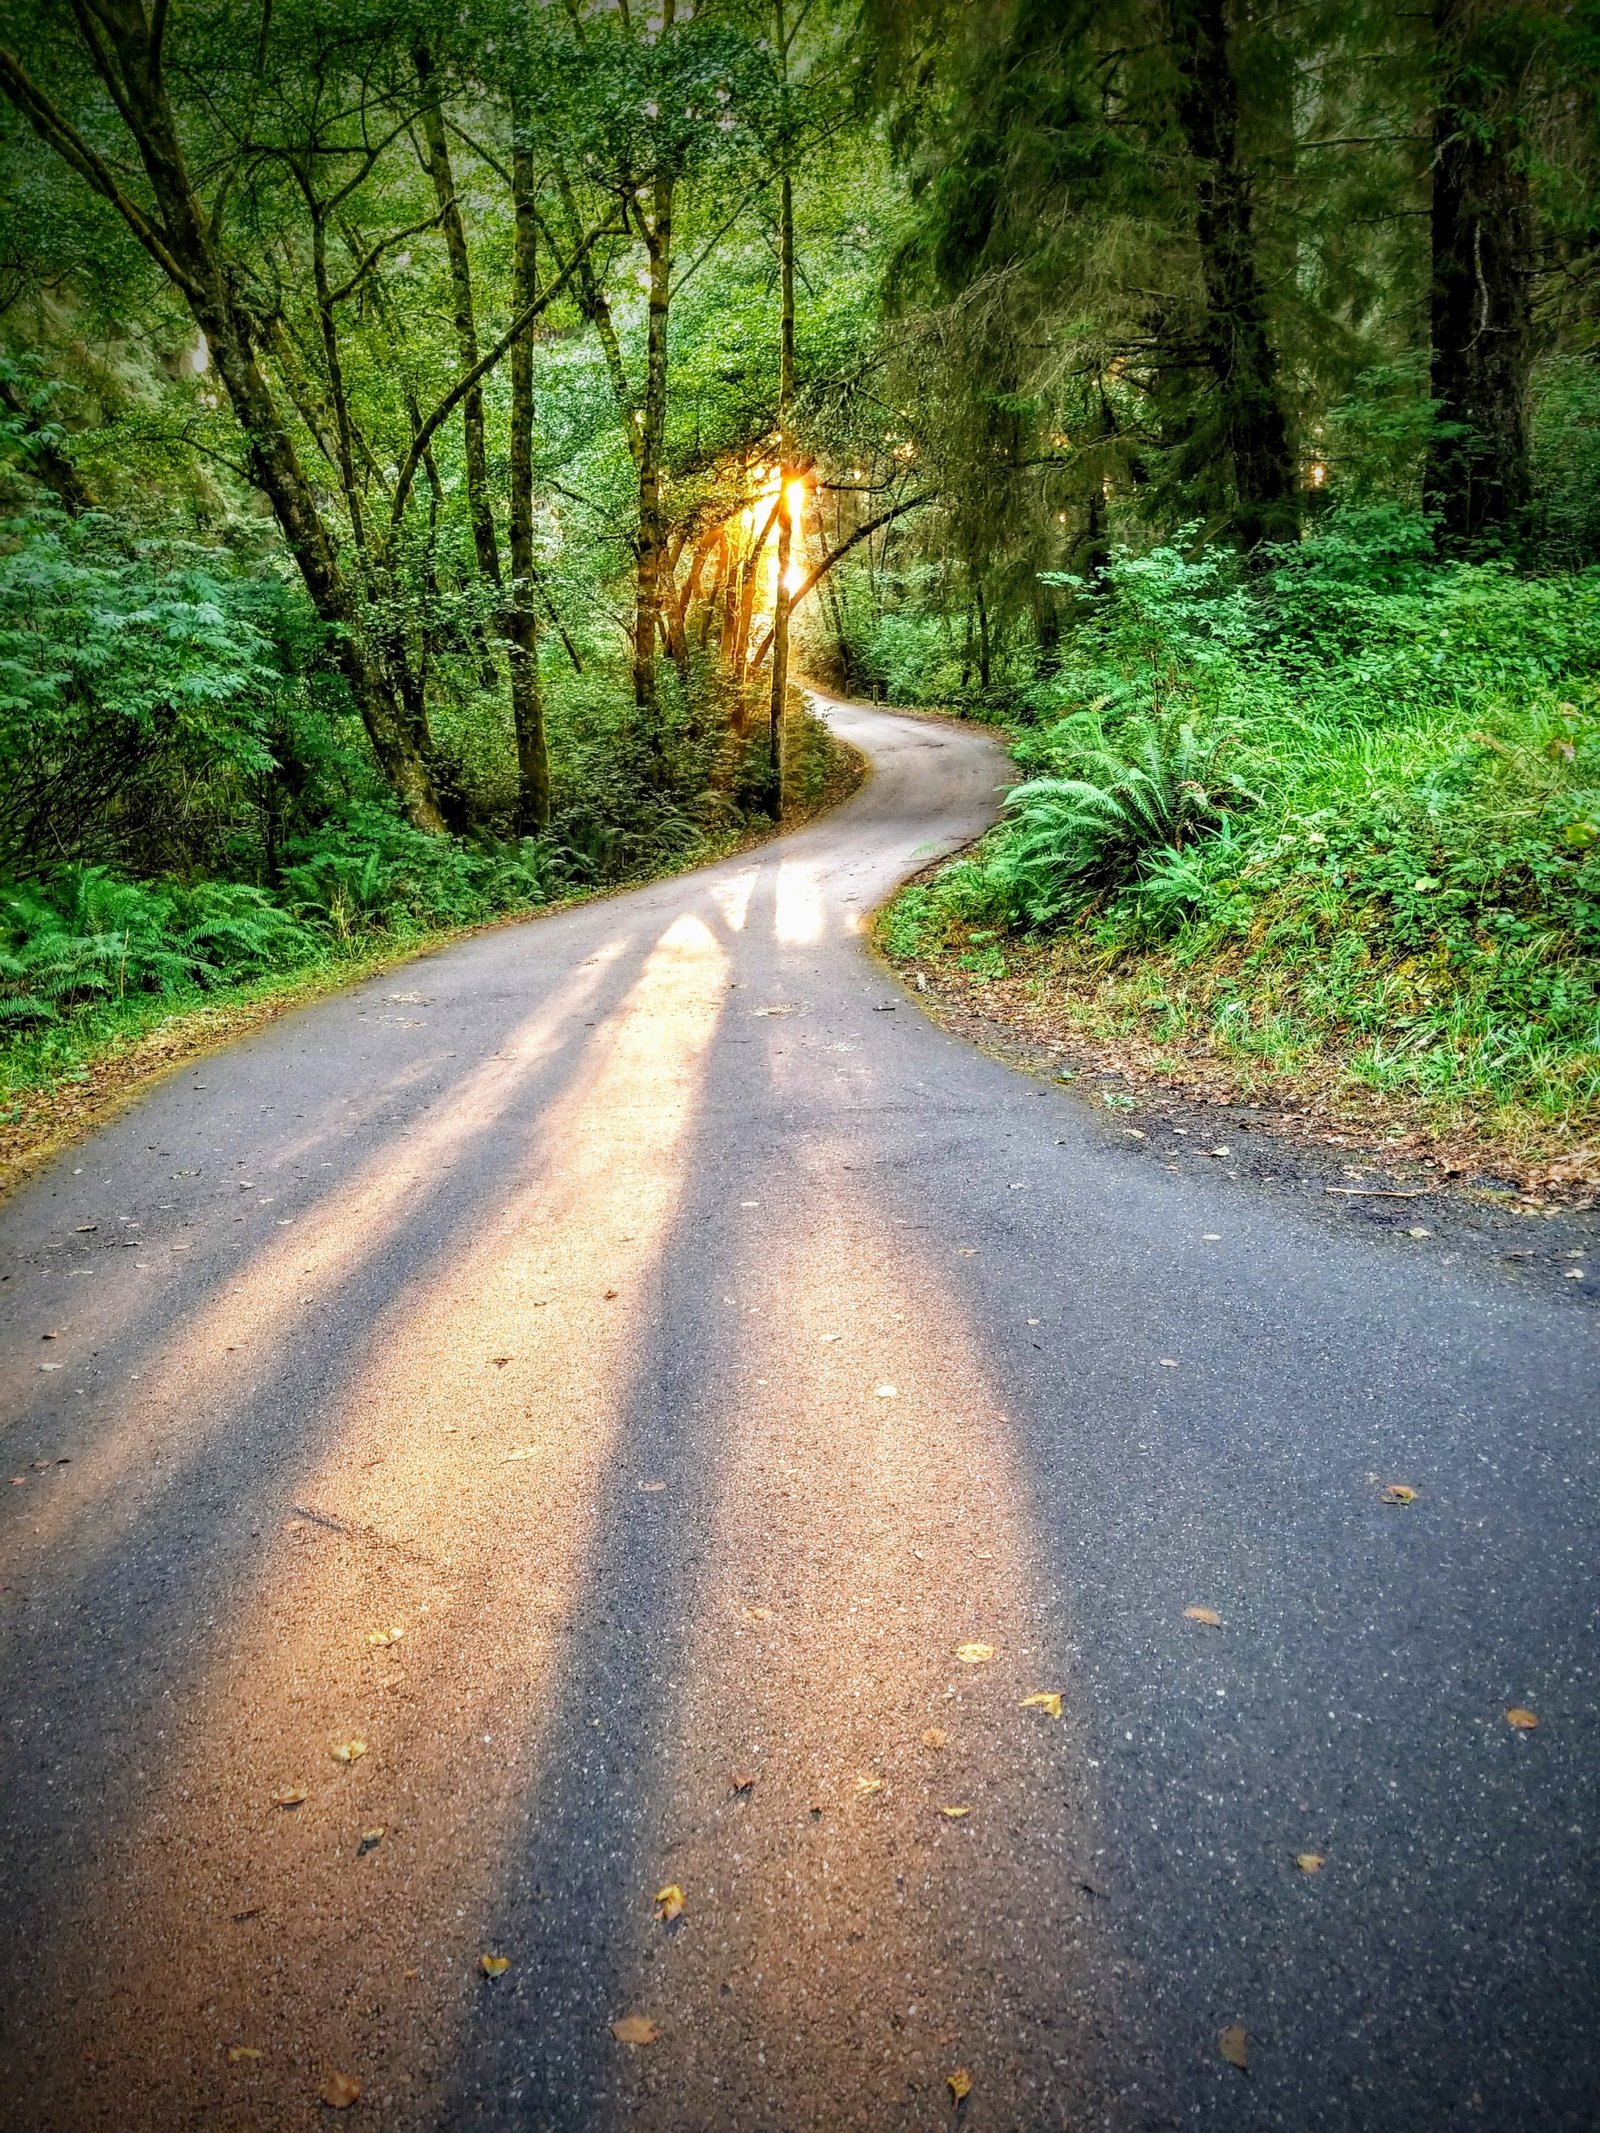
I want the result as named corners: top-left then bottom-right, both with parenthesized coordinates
top-left (843, 2), bottom-right (1600, 1170)
top-left (1, 0), bottom-right (1597, 1180)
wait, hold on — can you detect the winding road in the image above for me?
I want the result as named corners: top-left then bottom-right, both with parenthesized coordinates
top-left (0, 695), bottom-right (1596, 2133)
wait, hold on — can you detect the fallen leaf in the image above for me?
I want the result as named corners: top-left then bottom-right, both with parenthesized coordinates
top-left (228, 2046), bottom-right (262, 2063)
top-left (956, 1247), bottom-right (977, 1256)
top-left (490, 1355), bottom-right (513, 1367)
top-left (654, 1883), bottom-right (685, 1923)
top-left (1208, 1147), bottom-right (1231, 1158)
top-left (639, 1480), bottom-right (667, 1492)
top-left (1506, 1706), bottom-right (1540, 1730)
top-left (742, 1604), bottom-right (773, 1622)
top-left (603, 1289), bottom-right (618, 1300)
top-left (358, 1827), bottom-right (385, 1855)
top-left (503, 1446), bottom-right (537, 1462)
top-left (480, 1954), bottom-right (510, 1977)
top-left (875, 1384), bottom-right (898, 1398)
top-left (855, 1775), bottom-right (884, 1795)
top-left (954, 1642), bottom-right (994, 1665)
top-left (731, 1772), bottom-right (756, 1793)
top-left (947, 2067), bottom-right (973, 2101)
top-left (366, 1625), bottom-right (403, 1647)
top-left (272, 1786), bottom-right (307, 1808)
top-left (1218, 2024), bottom-right (1248, 2070)
top-left (1406, 1226), bottom-right (1432, 1239)
top-left (940, 1804), bottom-right (971, 1820)
top-left (922, 1728), bottom-right (948, 1749)
top-left (610, 2015), bottom-right (660, 2047)
top-left (1158, 1358), bottom-right (1178, 1368)
top-left (1378, 1484), bottom-right (1416, 1506)
top-left (1019, 1692), bottom-right (1063, 1718)
top-left (330, 1739), bottom-right (367, 1764)
top-left (1295, 1852), bottom-right (1325, 1874)
top-left (321, 2070), bottom-right (362, 2108)
top-left (1183, 1606), bottom-right (1222, 1627)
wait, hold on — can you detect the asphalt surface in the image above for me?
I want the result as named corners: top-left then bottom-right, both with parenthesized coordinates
top-left (0, 694), bottom-right (1596, 2133)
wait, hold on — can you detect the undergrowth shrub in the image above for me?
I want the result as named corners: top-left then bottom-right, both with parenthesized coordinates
top-left (894, 513), bottom-right (1600, 1111)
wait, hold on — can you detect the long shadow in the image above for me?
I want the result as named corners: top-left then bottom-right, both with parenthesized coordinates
top-left (0, 928), bottom-right (655, 1572)
top-left (428, 867), bottom-right (1124, 2133)
top-left (0, 921), bottom-right (670, 2102)
top-left (857, 1058), bottom-right (1600, 2131)
top-left (0, 934), bottom-right (646, 1444)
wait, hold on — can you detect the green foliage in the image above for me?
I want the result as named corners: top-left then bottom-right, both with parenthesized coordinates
top-left (898, 514), bottom-right (1600, 1112)
top-left (973, 715), bottom-right (1256, 927)
top-left (0, 867), bottom-right (315, 1028)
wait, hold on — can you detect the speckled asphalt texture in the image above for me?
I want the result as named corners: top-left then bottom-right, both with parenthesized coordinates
top-left (0, 696), bottom-right (1595, 2133)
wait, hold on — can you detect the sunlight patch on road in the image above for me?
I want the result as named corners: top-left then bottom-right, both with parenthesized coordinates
top-left (0, 943), bottom-right (637, 1586)
top-left (598, 1184), bottom-right (1103, 2125)
top-left (772, 854), bottom-right (827, 945)
top-left (17, 912), bottom-right (733, 2127)
top-left (705, 866), bottom-right (760, 934)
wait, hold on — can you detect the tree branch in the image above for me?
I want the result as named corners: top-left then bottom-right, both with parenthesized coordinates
top-left (389, 215), bottom-right (620, 528)
top-left (747, 496), bottom-right (931, 667)
top-left (0, 41), bottom-right (200, 297)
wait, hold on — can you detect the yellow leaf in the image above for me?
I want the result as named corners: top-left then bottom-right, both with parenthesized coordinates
top-left (228, 2046), bottom-right (262, 2063)
top-left (654, 1883), bottom-right (685, 1922)
top-left (610, 2015), bottom-right (660, 2047)
top-left (272, 1785), bottom-right (307, 1808)
top-left (1295, 1852), bottom-right (1325, 1874)
top-left (366, 1625), bottom-right (403, 1648)
top-left (742, 1605), bottom-right (774, 1623)
top-left (1506, 1706), bottom-right (1540, 1730)
top-left (1378, 1484), bottom-right (1416, 1506)
top-left (954, 1642), bottom-right (994, 1665)
top-left (922, 1728), bottom-right (948, 1750)
top-left (1218, 2024), bottom-right (1248, 2070)
top-left (330, 1739), bottom-right (367, 1764)
top-left (480, 1954), bottom-right (510, 1977)
top-left (321, 2070), bottom-right (362, 2108)
top-left (940, 1805), bottom-right (971, 1820)
top-left (1183, 1607), bottom-right (1222, 1627)
top-left (855, 1775), bottom-right (883, 1795)
top-left (1019, 1692), bottom-right (1063, 1718)
top-left (947, 2066), bottom-right (973, 2100)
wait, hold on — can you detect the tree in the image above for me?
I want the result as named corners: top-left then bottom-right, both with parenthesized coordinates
top-left (1423, 0), bottom-right (1538, 548)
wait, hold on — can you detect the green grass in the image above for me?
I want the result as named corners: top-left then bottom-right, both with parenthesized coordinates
top-left (879, 520), bottom-right (1600, 1154)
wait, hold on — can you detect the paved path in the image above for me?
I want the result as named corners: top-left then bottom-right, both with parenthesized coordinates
top-left (1, 697), bottom-right (1595, 2132)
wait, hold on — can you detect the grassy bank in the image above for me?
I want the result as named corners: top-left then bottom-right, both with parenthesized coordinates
top-left (877, 517), bottom-right (1600, 1185)
top-left (2, 700), bottom-right (859, 1195)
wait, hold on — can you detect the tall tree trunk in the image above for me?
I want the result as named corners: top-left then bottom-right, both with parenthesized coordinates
top-left (766, 0), bottom-right (797, 812)
top-left (415, 48), bottom-right (501, 594)
top-left (633, 170), bottom-right (674, 721)
top-left (506, 125), bottom-right (551, 835)
top-left (0, 23), bottom-right (447, 831)
top-left (1163, 0), bottom-right (1298, 550)
top-left (1423, 0), bottom-right (1534, 549)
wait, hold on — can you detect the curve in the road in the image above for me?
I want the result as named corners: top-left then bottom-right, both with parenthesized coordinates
top-left (0, 694), bottom-right (1595, 2133)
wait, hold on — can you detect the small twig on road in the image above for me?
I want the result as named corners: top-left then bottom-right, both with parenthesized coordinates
top-left (1323, 1185), bottom-right (1437, 1198)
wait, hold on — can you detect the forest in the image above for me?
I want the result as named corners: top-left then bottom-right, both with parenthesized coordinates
top-left (1, 0), bottom-right (1597, 1163)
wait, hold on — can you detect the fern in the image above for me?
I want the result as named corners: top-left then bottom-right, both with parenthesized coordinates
top-left (980, 715), bottom-right (1256, 927)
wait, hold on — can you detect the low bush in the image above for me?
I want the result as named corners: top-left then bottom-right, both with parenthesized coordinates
top-left (892, 514), bottom-right (1600, 1117)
